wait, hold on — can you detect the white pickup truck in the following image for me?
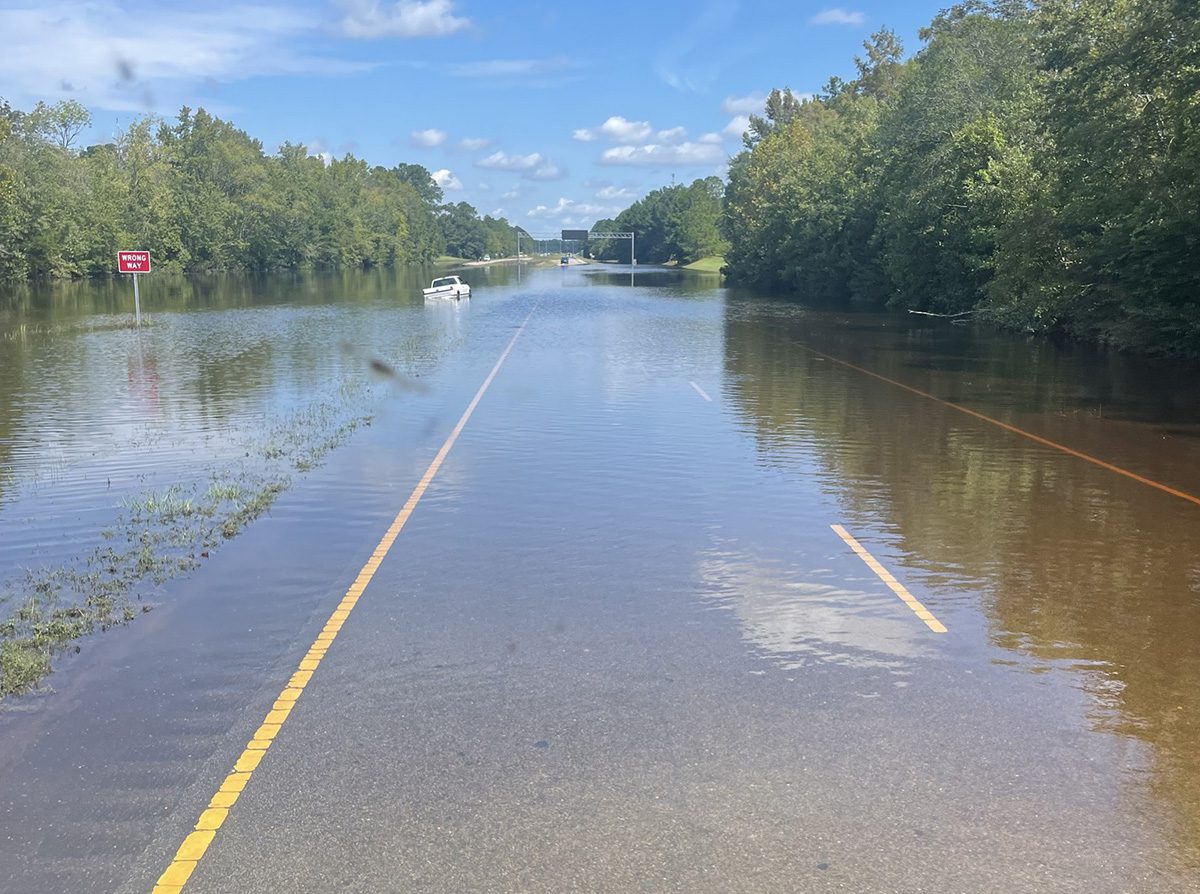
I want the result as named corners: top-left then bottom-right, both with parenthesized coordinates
top-left (422, 275), bottom-right (471, 300)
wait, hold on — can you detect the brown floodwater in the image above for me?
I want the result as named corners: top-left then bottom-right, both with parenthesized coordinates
top-left (1, 264), bottom-right (1199, 891)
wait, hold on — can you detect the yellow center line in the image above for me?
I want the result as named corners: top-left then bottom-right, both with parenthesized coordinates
top-left (151, 307), bottom-right (537, 894)
top-left (689, 381), bottom-right (713, 402)
top-left (806, 348), bottom-right (1200, 509)
top-left (831, 524), bottom-right (947, 634)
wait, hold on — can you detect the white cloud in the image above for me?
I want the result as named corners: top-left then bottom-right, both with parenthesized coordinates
top-left (458, 137), bottom-right (491, 151)
top-left (654, 126), bottom-right (688, 144)
top-left (527, 198), bottom-right (572, 218)
top-left (527, 197), bottom-right (619, 221)
top-left (580, 117), bottom-right (693, 149)
top-left (809, 8), bottom-right (866, 26)
top-left (596, 185), bottom-right (639, 200)
top-left (599, 116), bottom-right (653, 144)
top-left (721, 92), bottom-right (767, 115)
top-left (502, 187), bottom-right (522, 199)
top-left (432, 168), bottom-right (462, 190)
top-left (490, 207), bottom-right (506, 217)
top-left (526, 161), bottom-right (566, 181)
top-left (699, 132), bottom-right (723, 144)
top-left (338, 0), bottom-right (470, 38)
top-left (410, 128), bottom-right (447, 147)
top-left (599, 142), bottom-right (726, 167)
top-left (476, 150), bottom-right (544, 171)
top-left (0, 2), bottom-right (365, 112)
top-left (722, 115), bottom-right (750, 139)
top-left (476, 151), bottom-right (563, 181)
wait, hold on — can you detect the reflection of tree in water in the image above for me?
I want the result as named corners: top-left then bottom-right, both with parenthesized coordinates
top-left (722, 297), bottom-right (1200, 867)
top-left (0, 338), bottom-right (26, 510)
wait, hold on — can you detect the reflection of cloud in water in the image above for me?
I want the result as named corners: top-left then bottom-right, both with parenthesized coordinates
top-left (700, 547), bottom-right (931, 673)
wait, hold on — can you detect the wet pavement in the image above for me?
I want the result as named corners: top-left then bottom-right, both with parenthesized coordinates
top-left (2, 265), bottom-right (1200, 891)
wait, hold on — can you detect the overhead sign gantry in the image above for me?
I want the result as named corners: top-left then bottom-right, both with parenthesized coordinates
top-left (514, 230), bottom-right (637, 266)
top-left (560, 229), bottom-right (635, 265)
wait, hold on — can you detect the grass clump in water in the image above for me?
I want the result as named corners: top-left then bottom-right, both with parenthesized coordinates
top-left (0, 386), bottom-right (376, 698)
top-left (0, 640), bottom-right (51, 695)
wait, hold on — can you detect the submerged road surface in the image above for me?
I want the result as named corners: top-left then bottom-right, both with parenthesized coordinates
top-left (2, 266), bottom-right (1200, 892)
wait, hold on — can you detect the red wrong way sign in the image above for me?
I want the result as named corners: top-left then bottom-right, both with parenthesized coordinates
top-left (117, 251), bottom-right (151, 273)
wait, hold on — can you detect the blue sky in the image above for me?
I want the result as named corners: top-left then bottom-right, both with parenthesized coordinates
top-left (0, 0), bottom-right (948, 233)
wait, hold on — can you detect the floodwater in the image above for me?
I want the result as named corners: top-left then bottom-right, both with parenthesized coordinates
top-left (1, 264), bottom-right (1199, 891)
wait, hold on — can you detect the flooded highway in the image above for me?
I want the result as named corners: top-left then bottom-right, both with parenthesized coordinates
top-left (2, 264), bottom-right (1199, 892)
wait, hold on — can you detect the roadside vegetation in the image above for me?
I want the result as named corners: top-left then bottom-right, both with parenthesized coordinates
top-left (0, 103), bottom-right (524, 279)
top-left (594, 0), bottom-right (1198, 357)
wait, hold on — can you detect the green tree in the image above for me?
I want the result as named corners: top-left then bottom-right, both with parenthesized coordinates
top-left (438, 201), bottom-right (487, 259)
top-left (29, 99), bottom-right (91, 151)
top-left (1037, 0), bottom-right (1200, 352)
top-left (871, 5), bottom-right (1040, 313)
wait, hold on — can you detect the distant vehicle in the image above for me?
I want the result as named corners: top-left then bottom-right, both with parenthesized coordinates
top-left (560, 256), bottom-right (569, 266)
top-left (482, 255), bottom-right (490, 262)
top-left (423, 275), bottom-right (470, 300)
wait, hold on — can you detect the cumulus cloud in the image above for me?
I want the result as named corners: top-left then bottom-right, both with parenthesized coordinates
top-left (458, 137), bottom-right (491, 151)
top-left (721, 92), bottom-right (768, 116)
top-left (599, 116), bottom-right (653, 144)
top-left (527, 197), bottom-right (619, 221)
top-left (809, 8), bottom-right (865, 25)
top-left (338, 0), bottom-right (470, 38)
top-left (476, 150), bottom-right (563, 181)
top-left (0, 1), bottom-right (366, 112)
top-left (525, 161), bottom-right (566, 181)
top-left (654, 126), bottom-right (688, 144)
top-left (722, 115), bottom-right (750, 139)
top-left (410, 128), bottom-right (447, 147)
top-left (476, 150), bottom-right (544, 171)
top-left (432, 168), bottom-right (463, 190)
top-left (579, 117), bottom-right (694, 148)
top-left (599, 142), bottom-right (726, 167)
top-left (596, 185), bottom-right (639, 200)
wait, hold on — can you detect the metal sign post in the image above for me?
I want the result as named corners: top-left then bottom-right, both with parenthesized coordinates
top-left (117, 251), bottom-right (152, 326)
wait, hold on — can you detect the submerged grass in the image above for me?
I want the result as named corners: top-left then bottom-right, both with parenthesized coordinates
top-left (1, 317), bottom-right (155, 344)
top-left (0, 385), bottom-right (376, 698)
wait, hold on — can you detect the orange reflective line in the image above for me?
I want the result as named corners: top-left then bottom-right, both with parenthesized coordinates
top-left (831, 525), bottom-right (947, 634)
top-left (152, 306), bottom-right (537, 893)
top-left (808, 349), bottom-right (1200, 509)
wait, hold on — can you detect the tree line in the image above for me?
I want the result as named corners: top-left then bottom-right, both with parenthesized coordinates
top-left (599, 0), bottom-right (1196, 355)
top-left (0, 102), bottom-right (522, 280)
top-left (590, 176), bottom-right (729, 265)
